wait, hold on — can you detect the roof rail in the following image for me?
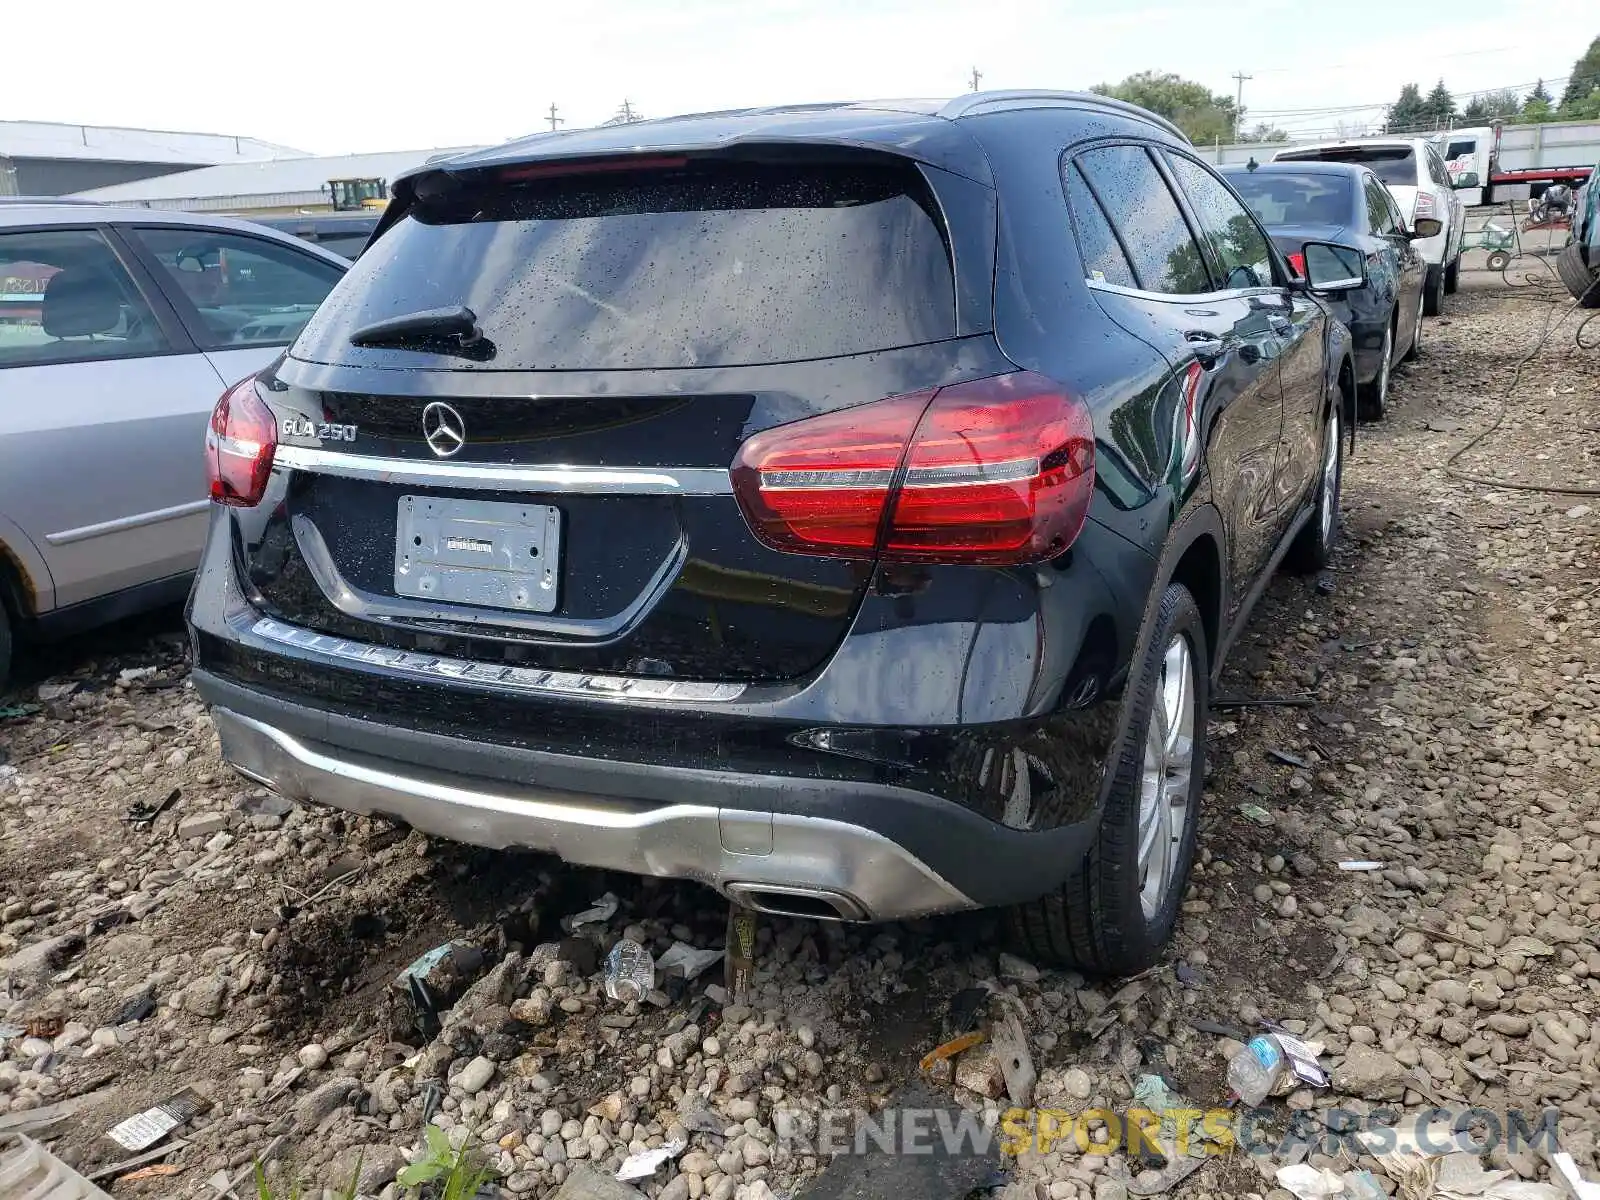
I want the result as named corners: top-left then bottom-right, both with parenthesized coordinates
top-left (938, 90), bottom-right (1189, 144)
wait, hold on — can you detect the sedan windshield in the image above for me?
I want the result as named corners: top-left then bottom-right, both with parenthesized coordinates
top-left (1226, 171), bottom-right (1354, 227)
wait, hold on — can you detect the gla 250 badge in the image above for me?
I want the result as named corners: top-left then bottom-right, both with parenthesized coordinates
top-left (280, 417), bottom-right (357, 442)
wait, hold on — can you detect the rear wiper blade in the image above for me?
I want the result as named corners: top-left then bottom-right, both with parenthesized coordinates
top-left (349, 305), bottom-right (492, 359)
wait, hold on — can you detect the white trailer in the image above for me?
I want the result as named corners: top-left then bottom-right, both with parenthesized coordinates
top-left (1194, 119), bottom-right (1600, 206)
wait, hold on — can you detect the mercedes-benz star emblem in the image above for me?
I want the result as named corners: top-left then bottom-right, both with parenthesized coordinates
top-left (421, 402), bottom-right (466, 458)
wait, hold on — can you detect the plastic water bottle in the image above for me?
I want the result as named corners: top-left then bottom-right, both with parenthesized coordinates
top-left (1227, 1035), bottom-right (1286, 1106)
top-left (604, 938), bottom-right (656, 1002)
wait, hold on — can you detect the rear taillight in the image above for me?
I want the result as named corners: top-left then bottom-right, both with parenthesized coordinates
top-left (731, 372), bottom-right (1095, 566)
top-left (1413, 192), bottom-right (1438, 220)
top-left (205, 374), bottom-right (276, 507)
top-left (1286, 252), bottom-right (1306, 277)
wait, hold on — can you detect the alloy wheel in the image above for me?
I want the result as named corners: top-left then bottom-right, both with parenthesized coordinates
top-left (1136, 632), bottom-right (1196, 920)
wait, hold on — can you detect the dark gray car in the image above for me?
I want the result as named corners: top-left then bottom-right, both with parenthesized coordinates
top-left (0, 203), bottom-right (348, 685)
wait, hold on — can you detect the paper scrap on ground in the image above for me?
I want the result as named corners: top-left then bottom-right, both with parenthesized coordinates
top-left (564, 892), bottom-right (620, 931)
top-left (1276, 1164), bottom-right (1346, 1199)
top-left (655, 942), bottom-right (724, 980)
top-left (616, 1138), bottom-right (685, 1181)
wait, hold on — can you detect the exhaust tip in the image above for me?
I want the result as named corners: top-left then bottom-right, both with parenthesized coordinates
top-left (724, 883), bottom-right (867, 921)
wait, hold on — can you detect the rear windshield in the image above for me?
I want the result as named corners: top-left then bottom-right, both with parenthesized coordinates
top-left (292, 162), bottom-right (955, 370)
top-left (1225, 171), bottom-right (1353, 227)
top-left (1277, 146), bottom-right (1417, 188)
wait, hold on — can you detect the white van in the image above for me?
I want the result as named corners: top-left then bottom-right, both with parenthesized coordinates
top-left (1272, 138), bottom-right (1465, 315)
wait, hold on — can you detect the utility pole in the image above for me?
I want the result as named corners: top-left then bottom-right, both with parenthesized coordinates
top-left (546, 103), bottom-right (564, 133)
top-left (1231, 71), bottom-right (1252, 141)
top-left (969, 67), bottom-right (982, 92)
top-left (618, 99), bottom-right (640, 123)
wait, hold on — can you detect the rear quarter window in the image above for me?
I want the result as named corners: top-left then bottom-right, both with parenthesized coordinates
top-left (293, 162), bottom-right (956, 370)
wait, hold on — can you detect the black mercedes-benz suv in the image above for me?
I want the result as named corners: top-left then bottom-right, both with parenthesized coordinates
top-left (188, 92), bottom-right (1362, 974)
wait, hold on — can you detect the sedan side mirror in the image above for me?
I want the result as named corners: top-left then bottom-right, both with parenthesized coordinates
top-left (1408, 217), bottom-right (1444, 239)
top-left (1302, 242), bottom-right (1367, 293)
top-left (1455, 171), bottom-right (1480, 188)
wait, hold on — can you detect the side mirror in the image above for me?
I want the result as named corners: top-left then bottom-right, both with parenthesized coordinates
top-left (1302, 242), bottom-right (1367, 293)
top-left (1455, 171), bottom-right (1480, 188)
top-left (1408, 217), bottom-right (1444, 239)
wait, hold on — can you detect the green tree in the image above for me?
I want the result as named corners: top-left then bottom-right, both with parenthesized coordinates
top-left (1461, 88), bottom-right (1522, 124)
top-left (1091, 71), bottom-right (1239, 144)
top-left (1558, 35), bottom-right (1600, 112)
top-left (1423, 79), bottom-right (1457, 126)
top-left (1386, 83), bottom-right (1426, 132)
top-left (1527, 79), bottom-right (1554, 106)
top-left (1237, 122), bottom-right (1288, 143)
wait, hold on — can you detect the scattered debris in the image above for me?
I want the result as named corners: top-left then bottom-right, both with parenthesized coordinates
top-left (1314, 570), bottom-right (1337, 596)
top-left (1277, 1163), bottom-right (1346, 1199)
top-left (84, 1139), bottom-right (191, 1183)
top-left (1227, 1034), bottom-right (1289, 1106)
top-left (920, 1032), bottom-right (985, 1077)
top-left (562, 892), bottom-right (620, 932)
top-left (112, 988), bottom-right (157, 1026)
top-left (1265, 1027), bottom-right (1329, 1087)
top-left (391, 941), bottom-right (486, 1037)
top-left (603, 938), bottom-right (655, 1002)
top-left (724, 905), bottom-right (758, 1005)
top-left (0, 1133), bottom-right (116, 1199)
top-left (1338, 860), bottom-right (1385, 871)
top-left (116, 667), bottom-right (157, 685)
top-left (1237, 803), bottom-right (1275, 825)
top-left (0, 1023), bottom-right (22, 1039)
top-left (614, 1139), bottom-right (685, 1182)
top-left (122, 787), bottom-right (180, 829)
top-left (104, 1087), bottom-right (211, 1152)
top-left (654, 941), bottom-right (723, 981)
top-left (1267, 748), bottom-right (1313, 769)
top-left (987, 1011), bottom-right (1036, 1107)
top-left (117, 1163), bottom-right (182, 1183)
top-left (25, 1015), bottom-right (63, 1040)
top-left (1553, 1152), bottom-right (1600, 1200)
top-left (1213, 693), bottom-right (1316, 709)
top-left (0, 703), bottom-right (40, 720)
top-left (945, 987), bottom-right (989, 1035)
top-left (36, 680), bottom-right (79, 702)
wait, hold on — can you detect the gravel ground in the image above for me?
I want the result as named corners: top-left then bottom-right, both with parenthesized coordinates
top-left (2, 278), bottom-right (1598, 1200)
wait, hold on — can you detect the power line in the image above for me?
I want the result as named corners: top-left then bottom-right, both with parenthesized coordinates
top-left (1245, 74), bottom-right (1573, 119)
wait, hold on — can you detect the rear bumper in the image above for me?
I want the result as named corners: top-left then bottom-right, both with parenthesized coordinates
top-left (196, 670), bottom-right (1099, 920)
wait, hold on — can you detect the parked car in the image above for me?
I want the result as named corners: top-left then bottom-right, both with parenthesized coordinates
top-left (1223, 161), bottom-right (1437, 420)
top-left (1273, 138), bottom-right (1464, 316)
top-left (187, 92), bottom-right (1364, 974)
top-left (1557, 161), bottom-right (1600, 307)
top-left (252, 212), bottom-right (382, 261)
top-left (0, 204), bottom-right (349, 686)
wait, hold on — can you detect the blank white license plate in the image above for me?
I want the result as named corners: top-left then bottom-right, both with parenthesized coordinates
top-left (394, 495), bottom-right (561, 613)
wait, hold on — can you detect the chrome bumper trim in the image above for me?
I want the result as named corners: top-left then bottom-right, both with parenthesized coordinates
top-left (210, 707), bottom-right (975, 921)
top-left (249, 616), bottom-right (747, 703)
top-left (272, 445), bottom-right (734, 496)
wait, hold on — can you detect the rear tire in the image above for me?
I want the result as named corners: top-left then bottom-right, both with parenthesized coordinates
top-left (1444, 256), bottom-right (1460, 294)
top-left (1360, 319), bottom-right (1393, 420)
top-left (1010, 584), bottom-right (1207, 976)
top-left (1423, 264), bottom-right (1445, 316)
top-left (1556, 241), bottom-right (1600, 307)
top-left (1285, 399), bottom-right (1344, 575)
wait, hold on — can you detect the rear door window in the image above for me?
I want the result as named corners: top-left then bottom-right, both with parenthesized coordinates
top-left (0, 228), bottom-right (169, 368)
top-left (293, 162), bottom-right (957, 370)
top-left (1062, 163), bottom-right (1137, 289)
top-left (1165, 154), bottom-right (1275, 290)
top-left (1075, 145), bottom-right (1212, 295)
top-left (132, 227), bottom-right (343, 350)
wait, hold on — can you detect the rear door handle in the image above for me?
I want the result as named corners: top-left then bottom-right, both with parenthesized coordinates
top-left (1184, 331), bottom-right (1224, 367)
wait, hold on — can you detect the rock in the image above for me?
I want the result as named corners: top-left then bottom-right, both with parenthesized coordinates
top-left (1486, 1014), bottom-right (1531, 1037)
top-left (0, 934), bottom-right (83, 982)
top-left (954, 1046), bottom-right (1005, 1098)
top-left (550, 1164), bottom-right (645, 1199)
top-left (331, 1144), bottom-right (407, 1192)
top-left (1332, 1044), bottom-right (1408, 1100)
top-left (177, 812), bottom-right (228, 839)
top-left (457, 1056), bottom-right (496, 1095)
top-left (998, 953), bottom-right (1041, 983)
top-left (1063, 1067), bottom-right (1094, 1101)
top-left (294, 1076), bottom-right (359, 1131)
top-left (297, 1043), bottom-right (328, 1070)
top-left (183, 973), bottom-right (229, 1018)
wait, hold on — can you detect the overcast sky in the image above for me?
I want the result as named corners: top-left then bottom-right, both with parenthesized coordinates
top-left (10, 0), bottom-right (1579, 155)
